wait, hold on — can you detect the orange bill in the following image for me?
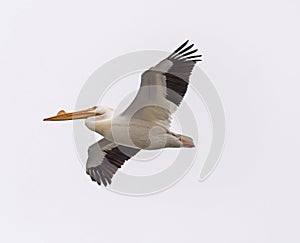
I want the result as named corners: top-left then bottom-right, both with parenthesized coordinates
top-left (43, 106), bottom-right (101, 121)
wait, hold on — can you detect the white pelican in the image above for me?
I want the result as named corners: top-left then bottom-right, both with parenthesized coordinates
top-left (44, 40), bottom-right (201, 186)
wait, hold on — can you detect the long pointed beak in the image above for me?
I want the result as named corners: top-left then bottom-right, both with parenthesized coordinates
top-left (43, 106), bottom-right (101, 121)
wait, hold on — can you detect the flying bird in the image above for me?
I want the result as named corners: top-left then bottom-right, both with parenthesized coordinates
top-left (44, 40), bottom-right (201, 186)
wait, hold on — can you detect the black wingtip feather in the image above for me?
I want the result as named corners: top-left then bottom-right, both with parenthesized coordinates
top-left (175, 43), bottom-right (194, 56)
top-left (187, 55), bottom-right (202, 59)
top-left (174, 40), bottom-right (189, 53)
top-left (179, 49), bottom-right (198, 58)
top-left (168, 40), bottom-right (189, 58)
top-left (168, 41), bottom-right (202, 62)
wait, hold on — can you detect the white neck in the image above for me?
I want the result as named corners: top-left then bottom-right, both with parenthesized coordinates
top-left (85, 108), bottom-right (114, 134)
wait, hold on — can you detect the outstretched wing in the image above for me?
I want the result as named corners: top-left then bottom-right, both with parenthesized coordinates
top-left (86, 139), bottom-right (139, 186)
top-left (121, 40), bottom-right (201, 127)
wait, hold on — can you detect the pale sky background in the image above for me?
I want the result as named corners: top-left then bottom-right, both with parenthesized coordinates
top-left (1, 0), bottom-right (300, 242)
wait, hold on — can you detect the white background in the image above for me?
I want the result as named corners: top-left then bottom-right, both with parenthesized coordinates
top-left (1, 0), bottom-right (299, 242)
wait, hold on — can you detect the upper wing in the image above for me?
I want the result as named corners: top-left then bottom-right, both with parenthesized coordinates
top-left (86, 138), bottom-right (139, 186)
top-left (121, 40), bottom-right (201, 127)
